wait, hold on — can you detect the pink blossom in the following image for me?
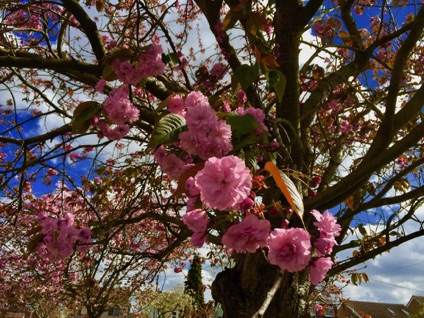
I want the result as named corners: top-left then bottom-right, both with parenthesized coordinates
top-left (221, 215), bottom-right (270, 253)
top-left (354, 5), bottom-right (364, 15)
top-left (47, 168), bottom-right (58, 176)
top-left (40, 218), bottom-right (58, 235)
top-left (191, 231), bottom-right (207, 247)
top-left (311, 210), bottom-right (341, 238)
top-left (314, 304), bottom-right (326, 315)
top-left (95, 79), bottom-right (106, 92)
top-left (58, 225), bottom-right (80, 243)
top-left (152, 145), bottom-right (166, 162)
top-left (185, 104), bottom-right (217, 131)
top-left (376, 49), bottom-right (387, 61)
top-left (137, 44), bottom-right (165, 78)
top-left (196, 121), bottom-right (233, 159)
top-left (69, 152), bottom-right (81, 163)
top-left (185, 91), bottom-right (210, 108)
top-left (103, 88), bottom-right (139, 124)
top-left (167, 94), bottom-right (186, 115)
top-left (99, 123), bottom-right (130, 140)
top-left (179, 117), bottom-right (232, 160)
top-left (157, 153), bottom-right (186, 180)
top-left (309, 257), bottom-right (333, 285)
top-left (313, 21), bottom-right (326, 37)
top-left (178, 131), bottom-right (199, 155)
top-left (63, 213), bottom-right (74, 226)
top-left (210, 63), bottom-right (227, 80)
top-left (339, 120), bottom-right (353, 133)
top-left (182, 209), bottom-right (209, 233)
top-left (185, 177), bottom-right (200, 197)
top-left (112, 59), bottom-right (141, 85)
top-left (195, 156), bottom-right (252, 211)
top-left (237, 90), bottom-right (247, 104)
top-left (186, 196), bottom-right (197, 212)
top-left (267, 228), bottom-right (311, 272)
top-left (240, 197), bottom-right (255, 212)
top-left (313, 236), bottom-right (338, 256)
top-left (222, 100), bottom-right (231, 112)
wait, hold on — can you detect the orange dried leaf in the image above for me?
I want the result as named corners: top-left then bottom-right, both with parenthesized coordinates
top-left (254, 46), bottom-right (261, 63)
top-left (344, 196), bottom-right (354, 210)
top-left (261, 55), bottom-right (280, 68)
top-left (264, 161), bottom-right (304, 223)
top-left (338, 30), bottom-right (350, 41)
top-left (171, 162), bottom-right (205, 198)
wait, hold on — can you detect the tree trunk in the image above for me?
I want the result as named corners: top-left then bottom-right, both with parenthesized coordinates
top-left (212, 252), bottom-right (312, 318)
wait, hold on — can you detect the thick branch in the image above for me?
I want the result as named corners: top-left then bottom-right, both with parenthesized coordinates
top-left (305, 120), bottom-right (424, 211)
top-left (362, 5), bottom-right (424, 161)
top-left (61, 0), bottom-right (105, 63)
top-left (339, 0), bottom-right (364, 50)
top-left (297, 0), bottom-right (325, 28)
top-left (393, 84), bottom-right (424, 132)
top-left (0, 51), bottom-right (100, 74)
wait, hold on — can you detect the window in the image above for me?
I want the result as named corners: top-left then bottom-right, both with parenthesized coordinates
top-left (325, 308), bottom-right (333, 317)
top-left (172, 311), bottom-right (178, 318)
top-left (401, 309), bottom-right (410, 316)
top-left (386, 307), bottom-right (396, 315)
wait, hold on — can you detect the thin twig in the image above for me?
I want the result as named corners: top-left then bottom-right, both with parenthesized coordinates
top-left (252, 272), bottom-right (283, 318)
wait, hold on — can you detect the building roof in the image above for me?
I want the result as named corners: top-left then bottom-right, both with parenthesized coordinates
top-left (338, 300), bottom-right (411, 318)
top-left (407, 295), bottom-right (424, 307)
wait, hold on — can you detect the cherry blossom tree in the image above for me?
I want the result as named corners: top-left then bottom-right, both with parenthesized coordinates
top-left (0, 0), bottom-right (423, 317)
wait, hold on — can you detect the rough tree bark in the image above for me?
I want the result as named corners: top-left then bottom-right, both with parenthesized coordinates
top-left (212, 251), bottom-right (312, 318)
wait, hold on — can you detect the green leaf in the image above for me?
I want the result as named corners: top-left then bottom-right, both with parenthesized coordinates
top-left (269, 69), bottom-right (286, 103)
top-left (162, 52), bottom-right (179, 66)
top-left (234, 64), bottom-right (259, 90)
top-left (225, 113), bottom-right (261, 149)
top-left (226, 113), bottom-right (259, 136)
top-left (358, 225), bottom-right (367, 237)
top-left (351, 273), bottom-right (358, 286)
top-left (241, 150), bottom-right (259, 171)
top-left (71, 101), bottom-right (101, 134)
top-left (148, 114), bottom-right (187, 148)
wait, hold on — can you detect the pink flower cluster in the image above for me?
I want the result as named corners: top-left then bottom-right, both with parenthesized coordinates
top-left (153, 145), bottom-right (190, 180)
top-left (94, 44), bottom-right (165, 140)
top-left (194, 156), bottom-right (252, 211)
top-left (219, 209), bottom-right (341, 285)
top-left (173, 91), bottom-right (233, 160)
top-left (112, 44), bottom-right (165, 85)
top-left (222, 214), bottom-right (270, 253)
top-left (36, 212), bottom-right (91, 262)
top-left (309, 209), bottom-right (341, 285)
top-left (182, 209), bottom-right (209, 247)
top-left (268, 227), bottom-right (311, 272)
top-left (196, 63), bottom-right (227, 91)
top-left (103, 87), bottom-right (139, 124)
top-left (91, 86), bottom-right (139, 140)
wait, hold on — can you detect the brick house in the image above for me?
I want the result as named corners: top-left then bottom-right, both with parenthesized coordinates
top-left (0, 307), bottom-right (39, 318)
top-left (338, 295), bottom-right (424, 317)
top-left (406, 295), bottom-right (424, 314)
top-left (337, 300), bottom-right (412, 317)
